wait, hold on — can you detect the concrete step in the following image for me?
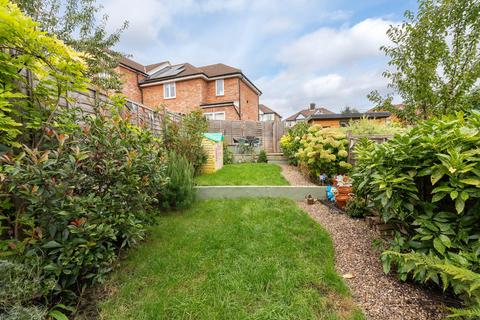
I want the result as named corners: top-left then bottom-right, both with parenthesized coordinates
top-left (232, 153), bottom-right (287, 163)
top-left (195, 186), bottom-right (326, 201)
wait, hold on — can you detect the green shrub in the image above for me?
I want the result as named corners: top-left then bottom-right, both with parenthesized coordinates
top-left (345, 197), bottom-right (367, 218)
top-left (346, 117), bottom-right (407, 135)
top-left (158, 151), bottom-right (195, 210)
top-left (223, 144), bottom-right (233, 164)
top-left (352, 112), bottom-right (480, 315)
top-left (296, 126), bottom-right (352, 177)
top-left (161, 109), bottom-right (207, 174)
top-left (0, 106), bottom-right (168, 314)
top-left (280, 122), bottom-right (309, 165)
top-left (257, 150), bottom-right (268, 163)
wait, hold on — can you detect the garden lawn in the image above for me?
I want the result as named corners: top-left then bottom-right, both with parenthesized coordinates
top-left (195, 163), bottom-right (289, 186)
top-left (100, 199), bottom-right (364, 320)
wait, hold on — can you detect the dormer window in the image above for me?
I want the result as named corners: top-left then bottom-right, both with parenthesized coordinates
top-left (216, 79), bottom-right (224, 96)
top-left (164, 82), bottom-right (176, 99)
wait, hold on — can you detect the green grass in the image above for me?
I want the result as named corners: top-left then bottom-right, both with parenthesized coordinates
top-left (195, 163), bottom-right (289, 186)
top-left (100, 199), bottom-right (364, 320)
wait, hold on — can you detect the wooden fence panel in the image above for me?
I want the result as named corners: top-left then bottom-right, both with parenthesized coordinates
top-left (208, 120), bottom-right (285, 153)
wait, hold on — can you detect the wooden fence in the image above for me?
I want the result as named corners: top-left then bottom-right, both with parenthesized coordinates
top-left (347, 134), bottom-right (393, 164)
top-left (19, 70), bottom-right (181, 137)
top-left (58, 86), bottom-right (181, 135)
top-left (208, 120), bottom-right (285, 153)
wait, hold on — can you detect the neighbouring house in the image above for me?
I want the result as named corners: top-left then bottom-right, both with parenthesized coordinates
top-left (259, 104), bottom-right (282, 122)
top-left (116, 56), bottom-right (262, 121)
top-left (307, 112), bottom-right (392, 128)
top-left (284, 103), bottom-right (334, 127)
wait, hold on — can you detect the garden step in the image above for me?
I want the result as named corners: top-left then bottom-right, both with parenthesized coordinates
top-left (232, 153), bottom-right (287, 163)
top-left (195, 186), bottom-right (326, 201)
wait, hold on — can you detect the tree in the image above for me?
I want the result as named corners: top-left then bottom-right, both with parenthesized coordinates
top-left (369, 0), bottom-right (480, 124)
top-left (13, 0), bottom-right (128, 90)
top-left (0, 0), bottom-right (87, 147)
top-left (340, 106), bottom-right (360, 114)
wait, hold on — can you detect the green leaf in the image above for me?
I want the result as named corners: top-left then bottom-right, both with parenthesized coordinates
top-left (438, 234), bottom-right (451, 248)
top-left (48, 310), bottom-right (69, 320)
top-left (459, 178), bottom-right (480, 187)
top-left (386, 188), bottom-right (392, 199)
top-left (42, 240), bottom-right (62, 249)
top-left (455, 197), bottom-right (465, 214)
top-left (450, 190), bottom-right (458, 200)
top-left (433, 237), bottom-right (445, 254)
top-left (432, 193), bottom-right (446, 203)
top-left (432, 185), bottom-right (453, 193)
top-left (431, 170), bottom-right (445, 185)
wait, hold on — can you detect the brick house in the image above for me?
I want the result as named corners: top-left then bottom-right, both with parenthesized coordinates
top-left (284, 103), bottom-right (334, 127)
top-left (259, 104), bottom-right (282, 122)
top-left (116, 56), bottom-right (262, 121)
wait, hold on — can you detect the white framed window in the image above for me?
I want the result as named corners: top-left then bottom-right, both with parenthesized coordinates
top-left (204, 111), bottom-right (225, 120)
top-left (215, 79), bottom-right (224, 96)
top-left (260, 113), bottom-right (274, 121)
top-left (163, 82), bottom-right (176, 99)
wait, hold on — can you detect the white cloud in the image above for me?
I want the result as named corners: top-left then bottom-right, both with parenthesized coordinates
top-left (302, 74), bottom-right (344, 97)
top-left (278, 18), bottom-right (394, 70)
top-left (253, 18), bottom-right (399, 117)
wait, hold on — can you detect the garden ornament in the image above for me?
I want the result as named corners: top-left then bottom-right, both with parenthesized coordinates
top-left (306, 194), bottom-right (315, 205)
top-left (319, 173), bottom-right (327, 185)
top-left (326, 186), bottom-right (336, 202)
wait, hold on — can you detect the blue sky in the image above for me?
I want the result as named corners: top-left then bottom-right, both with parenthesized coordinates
top-left (101, 0), bottom-right (417, 117)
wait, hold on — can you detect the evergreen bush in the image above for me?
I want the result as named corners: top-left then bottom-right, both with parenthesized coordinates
top-left (257, 150), bottom-right (268, 163)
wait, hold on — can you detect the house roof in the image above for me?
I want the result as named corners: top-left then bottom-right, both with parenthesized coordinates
top-left (145, 62), bottom-right (169, 72)
top-left (285, 106), bottom-right (334, 121)
top-left (119, 56), bottom-right (148, 74)
top-left (140, 62), bottom-right (261, 95)
top-left (259, 104), bottom-right (281, 118)
top-left (308, 112), bottom-right (391, 121)
top-left (199, 63), bottom-right (241, 77)
top-left (118, 55), bottom-right (262, 95)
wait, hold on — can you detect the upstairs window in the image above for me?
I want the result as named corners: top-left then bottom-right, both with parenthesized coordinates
top-left (215, 79), bottom-right (224, 96)
top-left (164, 82), bottom-right (176, 99)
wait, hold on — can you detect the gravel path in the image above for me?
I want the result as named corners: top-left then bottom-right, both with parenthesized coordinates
top-left (299, 202), bottom-right (448, 320)
top-left (279, 164), bottom-right (315, 186)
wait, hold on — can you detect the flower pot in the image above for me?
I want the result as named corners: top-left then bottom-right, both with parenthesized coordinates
top-left (337, 185), bottom-right (351, 195)
top-left (335, 193), bottom-right (350, 210)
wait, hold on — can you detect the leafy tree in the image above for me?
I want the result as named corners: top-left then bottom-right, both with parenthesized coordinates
top-left (0, 0), bottom-right (87, 148)
top-left (369, 0), bottom-right (480, 124)
top-left (340, 106), bottom-right (360, 114)
top-left (13, 0), bottom-right (128, 90)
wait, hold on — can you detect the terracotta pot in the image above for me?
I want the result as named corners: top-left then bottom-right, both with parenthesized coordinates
top-left (335, 193), bottom-right (350, 210)
top-left (337, 185), bottom-right (352, 195)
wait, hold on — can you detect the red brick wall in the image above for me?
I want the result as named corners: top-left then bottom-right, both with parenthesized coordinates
top-left (142, 78), bottom-right (204, 114)
top-left (239, 80), bottom-right (259, 121)
top-left (202, 106), bottom-right (240, 120)
top-left (116, 66), bottom-right (144, 104)
top-left (204, 78), bottom-right (239, 104)
top-left (131, 75), bottom-right (260, 121)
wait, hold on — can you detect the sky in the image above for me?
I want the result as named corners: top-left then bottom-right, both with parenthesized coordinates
top-left (100, 0), bottom-right (418, 117)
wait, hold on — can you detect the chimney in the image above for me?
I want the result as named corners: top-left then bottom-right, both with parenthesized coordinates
top-left (309, 102), bottom-right (316, 110)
